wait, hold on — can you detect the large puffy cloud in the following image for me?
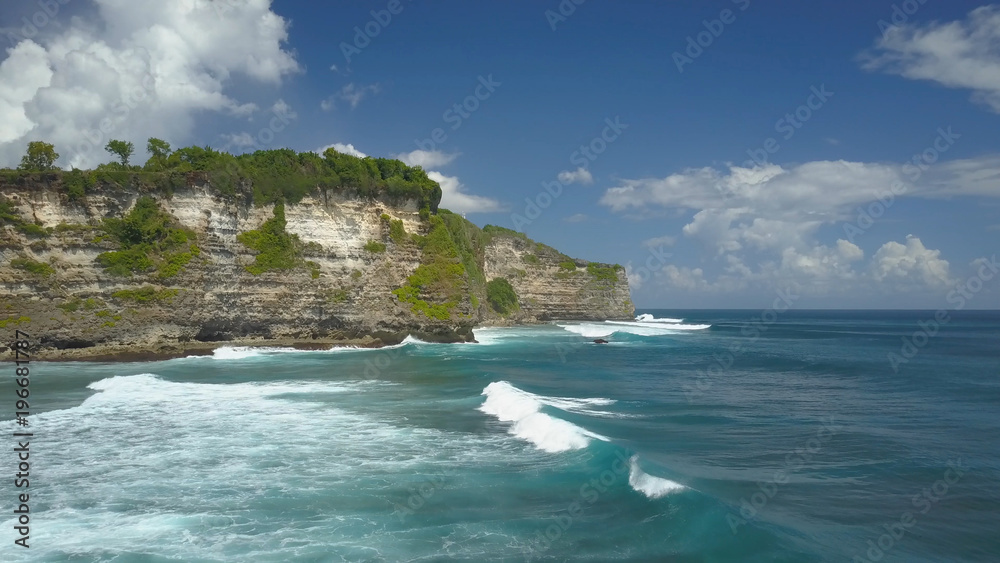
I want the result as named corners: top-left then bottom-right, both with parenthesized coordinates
top-left (871, 235), bottom-right (954, 290)
top-left (0, 0), bottom-right (299, 169)
top-left (862, 5), bottom-right (1000, 113)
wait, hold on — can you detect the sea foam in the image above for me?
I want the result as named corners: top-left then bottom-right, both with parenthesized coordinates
top-left (557, 320), bottom-right (711, 338)
top-left (628, 455), bottom-right (685, 498)
top-left (635, 313), bottom-right (685, 323)
top-left (208, 346), bottom-right (291, 360)
top-left (200, 336), bottom-right (431, 360)
top-left (479, 381), bottom-right (610, 453)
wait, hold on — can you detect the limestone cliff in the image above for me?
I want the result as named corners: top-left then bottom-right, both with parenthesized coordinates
top-left (0, 175), bottom-right (633, 359)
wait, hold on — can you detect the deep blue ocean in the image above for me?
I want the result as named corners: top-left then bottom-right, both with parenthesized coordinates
top-left (2, 310), bottom-right (999, 562)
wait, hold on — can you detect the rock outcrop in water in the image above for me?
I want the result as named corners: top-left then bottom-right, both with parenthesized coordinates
top-left (0, 174), bottom-right (633, 359)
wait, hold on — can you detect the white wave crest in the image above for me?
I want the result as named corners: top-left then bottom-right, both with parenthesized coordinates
top-left (635, 314), bottom-right (685, 323)
top-left (605, 321), bottom-right (712, 331)
top-left (557, 321), bottom-right (711, 338)
top-left (479, 381), bottom-right (610, 453)
top-left (556, 323), bottom-right (617, 338)
top-left (628, 455), bottom-right (684, 498)
top-left (471, 327), bottom-right (530, 345)
top-left (198, 337), bottom-right (432, 360)
top-left (209, 346), bottom-right (297, 360)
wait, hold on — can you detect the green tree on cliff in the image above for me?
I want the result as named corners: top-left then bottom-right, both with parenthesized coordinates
top-left (144, 138), bottom-right (172, 171)
top-left (18, 141), bottom-right (59, 171)
top-left (105, 139), bottom-right (135, 167)
top-left (147, 138), bottom-right (171, 159)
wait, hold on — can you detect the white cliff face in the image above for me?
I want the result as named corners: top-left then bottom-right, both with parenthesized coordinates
top-left (483, 235), bottom-right (633, 322)
top-left (0, 178), bottom-right (632, 358)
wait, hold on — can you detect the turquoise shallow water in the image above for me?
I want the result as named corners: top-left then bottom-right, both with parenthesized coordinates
top-left (2, 310), bottom-right (999, 562)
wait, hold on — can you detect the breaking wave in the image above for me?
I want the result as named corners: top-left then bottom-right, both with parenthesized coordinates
top-left (557, 319), bottom-right (711, 338)
top-left (635, 313), bottom-right (684, 323)
top-left (199, 335), bottom-right (432, 360)
top-left (628, 455), bottom-right (685, 498)
top-left (479, 381), bottom-right (611, 453)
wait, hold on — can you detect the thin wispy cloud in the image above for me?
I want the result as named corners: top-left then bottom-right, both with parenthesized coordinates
top-left (862, 5), bottom-right (1000, 113)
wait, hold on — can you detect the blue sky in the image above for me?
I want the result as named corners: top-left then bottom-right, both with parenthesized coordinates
top-left (1, 0), bottom-right (998, 308)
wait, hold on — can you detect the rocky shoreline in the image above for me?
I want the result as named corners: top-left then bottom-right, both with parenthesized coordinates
top-left (21, 318), bottom-right (572, 362)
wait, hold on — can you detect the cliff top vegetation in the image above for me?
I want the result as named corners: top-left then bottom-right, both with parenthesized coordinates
top-left (1, 139), bottom-right (443, 212)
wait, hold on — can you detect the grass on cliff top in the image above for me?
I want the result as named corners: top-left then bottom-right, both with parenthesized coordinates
top-left (586, 263), bottom-right (621, 290)
top-left (482, 223), bottom-right (576, 264)
top-left (3, 144), bottom-right (444, 211)
top-left (586, 263), bottom-right (620, 282)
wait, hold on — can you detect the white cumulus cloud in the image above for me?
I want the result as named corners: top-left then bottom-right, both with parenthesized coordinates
top-left (0, 0), bottom-right (300, 169)
top-left (427, 171), bottom-right (503, 215)
top-left (394, 149), bottom-right (459, 168)
top-left (314, 143), bottom-right (368, 158)
top-left (871, 235), bottom-right (954, 290)
top-left (557, 167), bottom-right (594, 185)
top-left (602, 157), bottom-right (981, 296)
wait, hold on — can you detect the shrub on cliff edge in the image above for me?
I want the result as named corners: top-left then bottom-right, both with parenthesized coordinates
top-left (486, 278), bottom-right (518, 315)
top-left (237, 203), bottom-right (300, 275)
